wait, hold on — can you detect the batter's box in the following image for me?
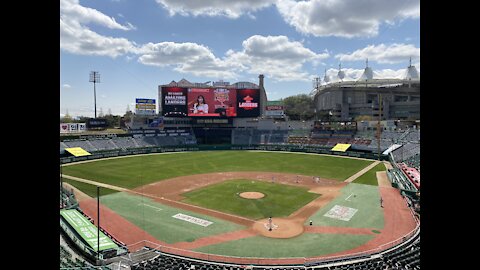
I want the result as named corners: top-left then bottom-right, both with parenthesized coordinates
top-left (324, 205), bottom-right (358, 221)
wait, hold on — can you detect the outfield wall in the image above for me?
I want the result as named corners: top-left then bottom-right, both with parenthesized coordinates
top-left (60, 144), bottom-right (388, 164)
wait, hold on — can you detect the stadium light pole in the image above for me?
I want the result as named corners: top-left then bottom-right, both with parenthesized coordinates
top-left (60, 163), bottom-right (63, 208)
top-left (89, 71), bottom-right (101, 118)
top-left (97, 186), bottom-right (100, 262)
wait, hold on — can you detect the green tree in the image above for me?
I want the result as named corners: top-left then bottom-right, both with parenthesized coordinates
top-left (282, 94), bottom-right (315, 121)
top-left (102, 113), bottom-right (121, 128)
top-left (354, 115), bottom-right (374, 121)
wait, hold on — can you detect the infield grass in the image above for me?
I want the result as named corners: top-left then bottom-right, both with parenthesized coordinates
top-left (62, 151), bottom-right (373, 190)
top-left (352, 163), bottom-right (386, 186)
top-left (182, 179), bottom-right (319, 220)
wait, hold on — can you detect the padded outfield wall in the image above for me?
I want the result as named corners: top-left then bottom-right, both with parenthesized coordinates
top-left (60, 144), bottom-right (388, 164)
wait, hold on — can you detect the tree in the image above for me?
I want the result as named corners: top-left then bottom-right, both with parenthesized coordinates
top-left (282, 94), bottom-right (315, 121)
top-left (354, 115), bottom-right (374, 121)
top-left (123, 108), bottom-right (133, 122)
top-left (101, 114), bottom-right (121, 128)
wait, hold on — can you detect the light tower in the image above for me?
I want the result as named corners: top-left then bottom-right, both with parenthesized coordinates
top-left (89, 71), bottom-right (101, 118)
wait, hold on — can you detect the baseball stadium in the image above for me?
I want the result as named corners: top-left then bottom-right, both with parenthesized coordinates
top-left (60, 66), bottom-right (420, 270)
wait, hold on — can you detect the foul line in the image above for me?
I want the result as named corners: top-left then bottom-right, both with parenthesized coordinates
top-left (138, 203), bottom-right (162, 211)
top-left (344, 161), bottom-right (381, 183)
top-left (61, 174), bottom-right (128, 192)
top-left (345, 193), bottom-right (354, 201)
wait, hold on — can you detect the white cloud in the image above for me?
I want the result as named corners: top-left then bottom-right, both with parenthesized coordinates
top-left (155, 0), bottom-right (276, 19)
top-left (335, 43), bottom-right (420, 64)
top-left (62, 84), bottom-right (72, 89)
top-left (136, 35), bottom-right (328, 81)
top-left (225, 35), bottom-right (329, 81)
top-left (275, 0), bottom-right (419, 38)
top-left (60, 0), bottom-right (134, 31)
top-left (138, 42), bottom-right (237, 78)
top-left (125, 22), bottom-right (137, 30)
top-left (60, 0), bottom-right (137, 58)
top-left (60, 19), bottom-right (137, 58)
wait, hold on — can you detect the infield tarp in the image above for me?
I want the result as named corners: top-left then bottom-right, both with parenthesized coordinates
top-left (65, 147), bottom-right (91, 157)
top-left (331, 144), bottom-right (351, 152)
top-left (60, 209), bottom-right (118, 251)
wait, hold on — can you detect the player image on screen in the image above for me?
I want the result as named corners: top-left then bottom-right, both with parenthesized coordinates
top-left (193, 95), bottom-right (209, 114)
top-left (188, 88), bottom-right (236, 117)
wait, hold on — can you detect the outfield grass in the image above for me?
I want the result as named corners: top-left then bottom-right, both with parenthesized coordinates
top-left (62, 151), bottom-right (373, 189)
top-left (182, 179), bottom-right (319, 220)
top-left (352, 163), bottom-right (386, 186)
top-left (62, 178), bottom-right (118, 198)
top-left (194, 233), bottom-right (374, 258)
top-left (100, 192), bottom-right (245, 244)
top-left (305, 183), bottom-right (384, 229)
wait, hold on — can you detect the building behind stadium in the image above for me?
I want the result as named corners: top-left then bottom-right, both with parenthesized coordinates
top-left (313, 60), bottom-right (420, 122)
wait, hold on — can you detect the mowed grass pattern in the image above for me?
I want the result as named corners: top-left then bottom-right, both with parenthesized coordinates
top-left (352, 163), bottom-right (386, 186)
top-left (182, 179), bottom-right (319, 220)
top-left (194, 234), bottom-right (374, 258)
top-left (306, 183), bottom-right (384, 229)
top-left (62, 151), bottom-right (373, 189)
top-left (100, 192), bottom-right (245, 244)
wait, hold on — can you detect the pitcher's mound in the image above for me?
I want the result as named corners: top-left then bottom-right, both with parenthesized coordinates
top-left (239, 192), bottom-right (265, 199)
top-left (252, 218), bottom-right (304, 238)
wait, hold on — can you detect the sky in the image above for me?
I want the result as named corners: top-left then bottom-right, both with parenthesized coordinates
top-left (60, 0), bottom-right (420, 117)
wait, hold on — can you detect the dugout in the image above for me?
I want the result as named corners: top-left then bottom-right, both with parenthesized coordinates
top-left (60, 209), bottom-right (127, 264)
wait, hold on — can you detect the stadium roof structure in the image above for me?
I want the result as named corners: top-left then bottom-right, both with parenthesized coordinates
top-left (338, 63), bottom-right (345, 81)
top-left (311, 59), bottom-right (420, 96)
top-left (404, 58), bottom-right (419, 80)
top-left (357, 59), bottom-right (374, 81)
top-left (162, 79), bottom-right (259, 89)
top-left (323, 68), bottom-right (330, 83)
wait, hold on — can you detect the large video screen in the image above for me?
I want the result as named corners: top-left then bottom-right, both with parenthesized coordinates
top-left (162, 87), bottom-right (188, 117)
top-left (161, 87), bottom-right (259, 118)
top-left (187, 88), bottom-right (237, 117)
top-left (237, 89), bottom-right (260, 117)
